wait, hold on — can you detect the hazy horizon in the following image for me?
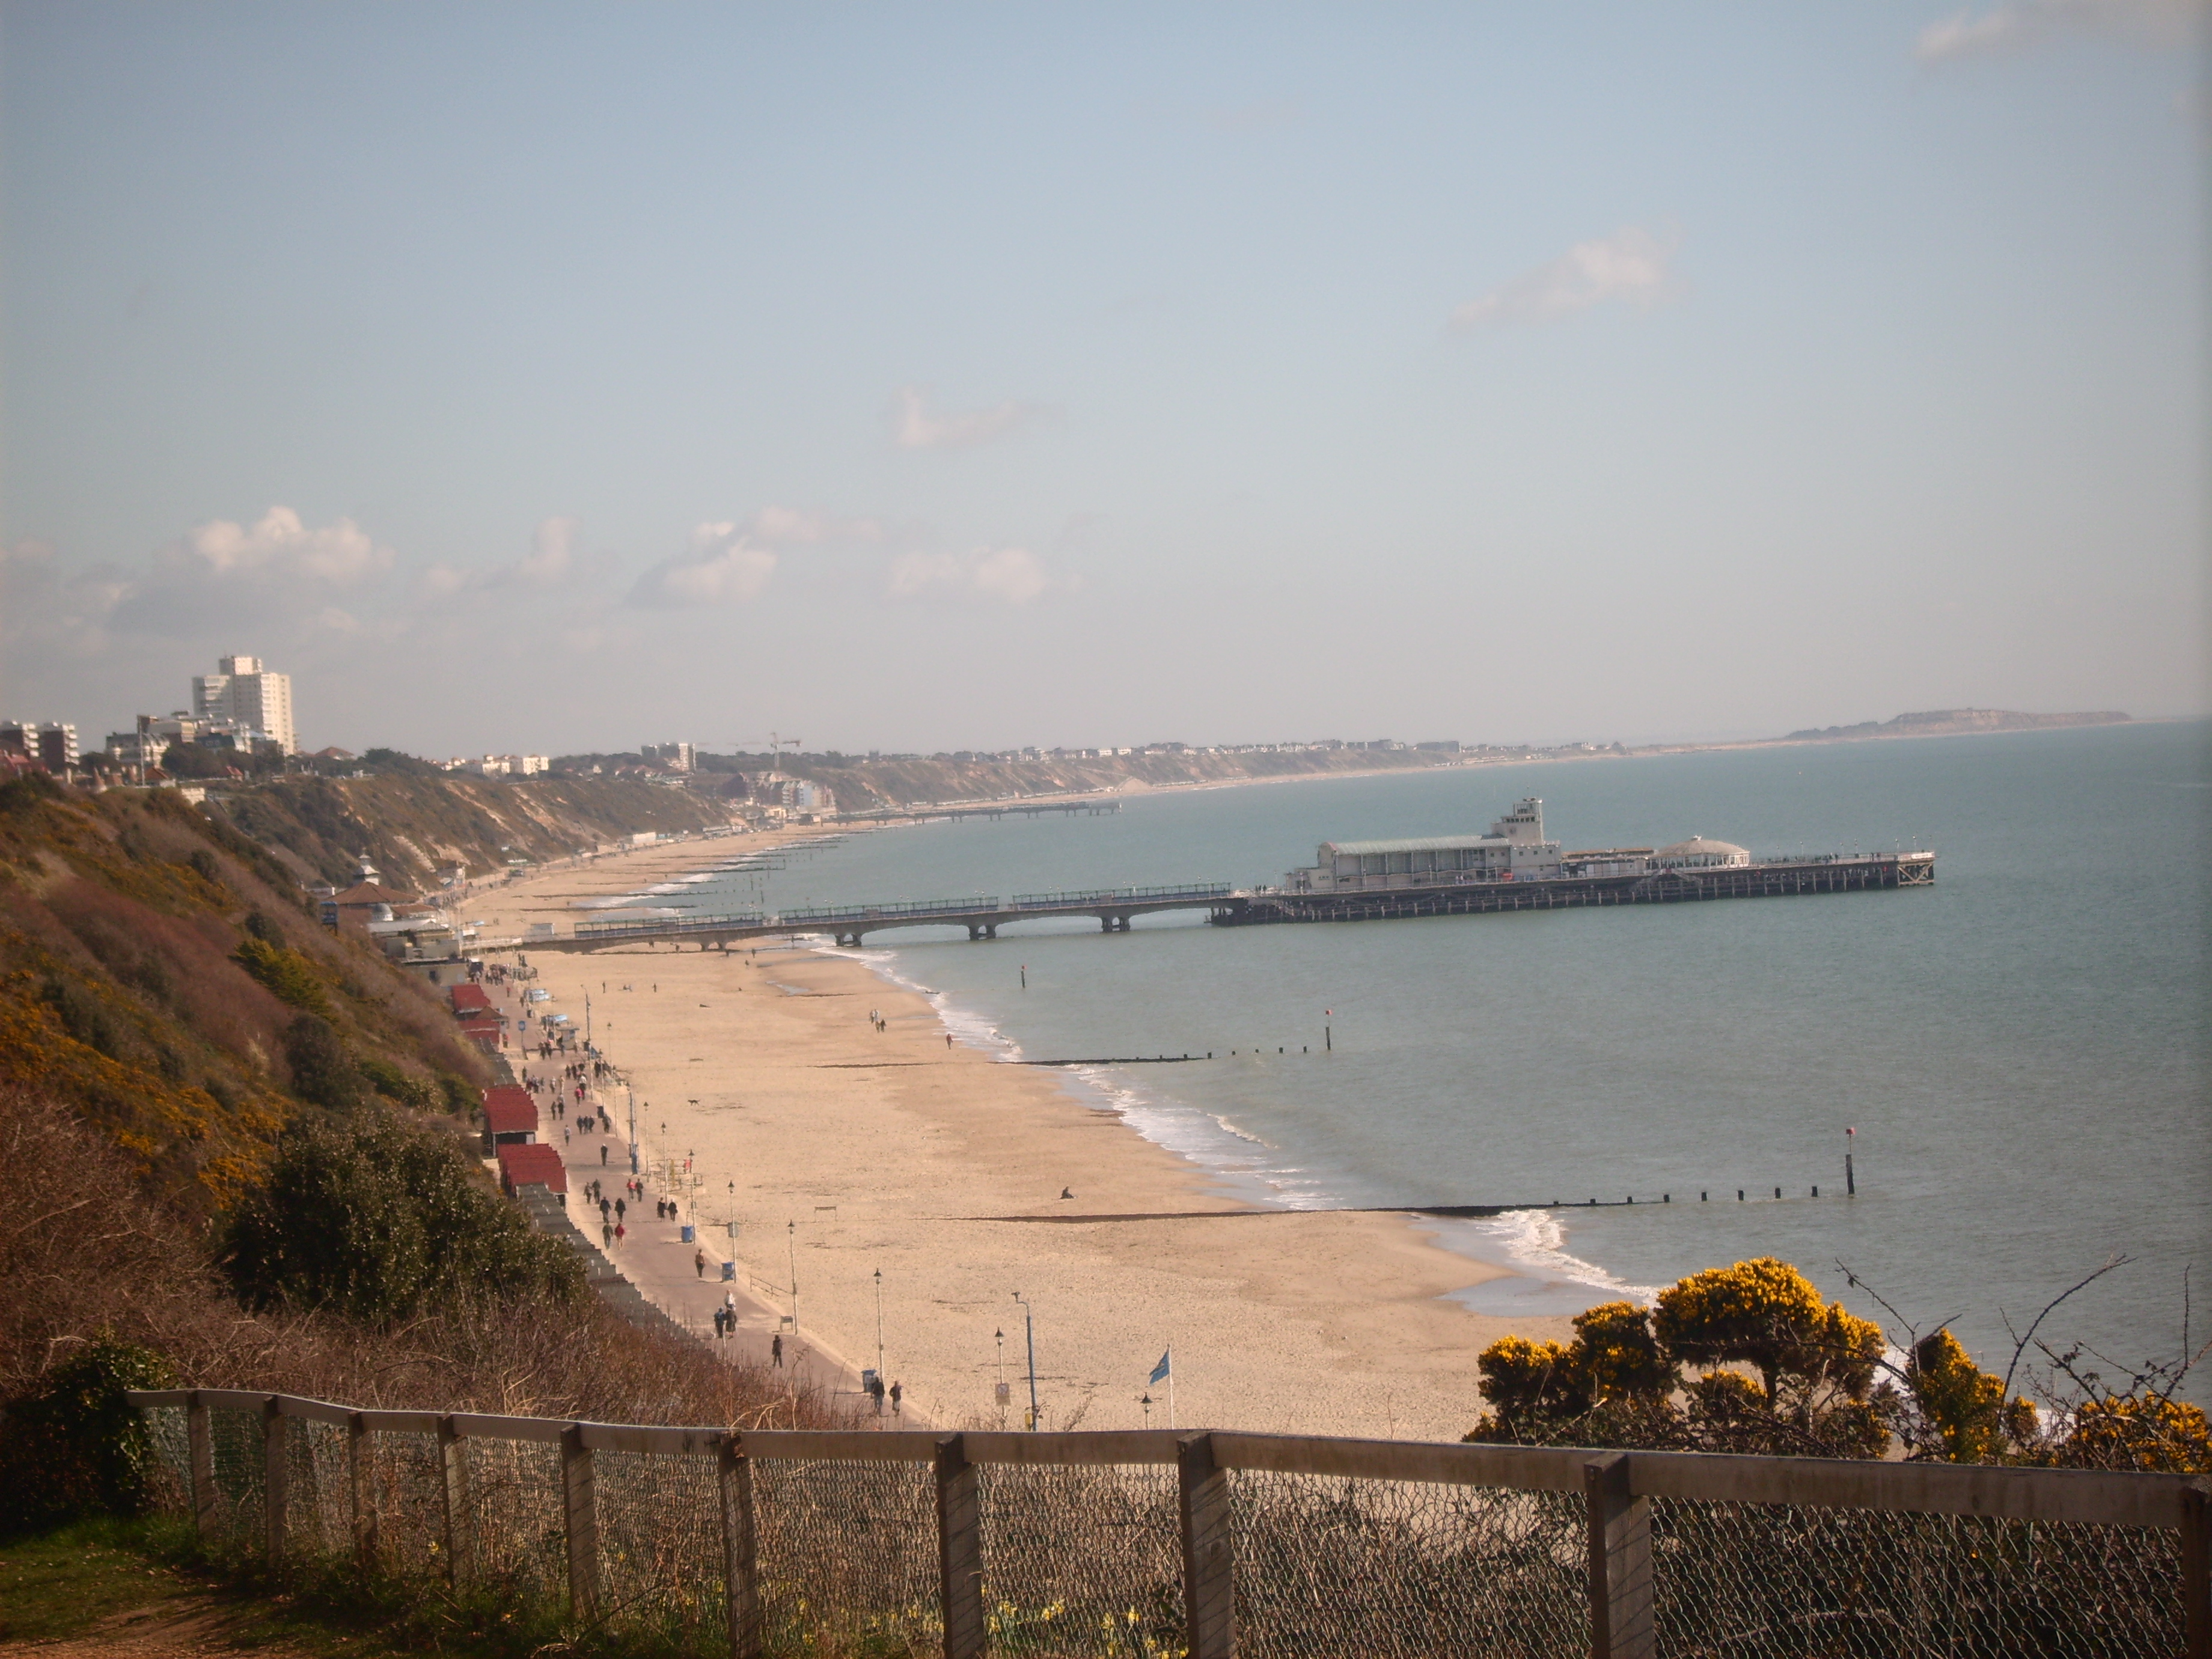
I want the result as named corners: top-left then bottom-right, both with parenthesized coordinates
top-left (4, 4), bottom-right (2204, 756)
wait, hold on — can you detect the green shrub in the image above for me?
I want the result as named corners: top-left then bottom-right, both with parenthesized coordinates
top-left (222, 1115), bottom-right (581, 1322)
top-left (281, 1014), bottom-right (365, 1111)
top-left (358, 1054), bottom-right (435, 1110)
top-left (0, 1335), bottom-right (177, 1536)
top-left (233, 935), bottom-right (332, 1016)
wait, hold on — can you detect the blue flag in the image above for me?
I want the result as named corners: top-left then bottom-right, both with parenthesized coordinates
top-left (1149, 1350), bottom-right (1171, 1386)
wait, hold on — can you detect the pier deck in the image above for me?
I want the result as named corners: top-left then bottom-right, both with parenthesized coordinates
top-left (496, 854), bottom-right (1931, 953)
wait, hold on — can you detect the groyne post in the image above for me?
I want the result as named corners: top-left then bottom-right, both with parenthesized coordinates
top-left (718, 1437), bottom-right (763, 1659)
top-left (261, 1398), bottom-right (288, 1566)
top-left (561, 1425), bottom-right (600, 1622)
top-left (935, 1433), bottom-right (986, 1659)
top-left (186, 1390), bottom-right (216, 1542)
top-left (1178, 1432), bottom-right (1236, 1659)
top-left (1583, 1452), bottom-right (1654, 1659)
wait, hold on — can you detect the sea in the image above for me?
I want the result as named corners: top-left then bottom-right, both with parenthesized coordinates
top-left (646, 723), bottom-right (2211, 1396)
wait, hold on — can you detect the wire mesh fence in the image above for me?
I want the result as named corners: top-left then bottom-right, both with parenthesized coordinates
top-left (1648, 1497), bottom-right (2190, 1658)
top-left (133, 1394), bottom-right (2209, 1659)
top-left (1230, 1470), bottom-right (1587, 1659)
top-left (750, 1455), bottom-right (940, 1655)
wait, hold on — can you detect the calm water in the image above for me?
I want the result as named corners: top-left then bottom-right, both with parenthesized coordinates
top-left (673, 725), bottom-right (2210, 1391)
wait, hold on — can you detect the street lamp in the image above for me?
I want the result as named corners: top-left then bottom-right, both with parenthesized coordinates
top-left (787, 1220), bottom-right (799, 1334)
top-left (1011, 1292), bottom-right (1039, 1431)
top-left (873, 1268), bottom-right (885, 1382)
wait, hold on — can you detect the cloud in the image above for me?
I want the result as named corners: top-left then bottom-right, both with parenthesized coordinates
top-left (1449, 227), bottom-right (1679, 331)
top-left (623, 507), bottom-right (881, 609)
top-left (171, 506), bottom-right (393, 585)
top-left (1916, 0), bottom-right (2198, 60)
top-left (422, 516), bottom-right (579, 597)
top-left (93, 507), bottom-right (400, 638)
top-left (629, 522), bottom-right (777, 607)
top-left (887, 546), bottom-right (1051, 605)
top-left (893, 386), bottom-right (1052, 450)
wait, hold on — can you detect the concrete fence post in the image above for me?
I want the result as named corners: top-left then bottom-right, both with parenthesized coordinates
top-left (186, 1392), bottom-right (216, 1542)
top-left (1584, 1452), bottom-right (1654, 1659)
top-left (347, 1413), bottom-right (376, 1569)
top-left (1177, 1432), bottom-right (1235, 1659)
top-left (261, 1398), bottom-right (288, 1566)
top-left (718, 1437), bottom-right (763, 1659)
top-left (438, 1416), bottom-right (471, 1586)
top-left (561, 1425), bottom-right (600, 1624)
top-left (935, 1433), bottom-right (986, 1659)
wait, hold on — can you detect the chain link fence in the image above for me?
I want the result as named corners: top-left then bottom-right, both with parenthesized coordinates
top-left (133, 1392), bottom-right (2208, 1659)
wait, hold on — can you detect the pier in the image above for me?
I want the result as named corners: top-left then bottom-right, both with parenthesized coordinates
top-left (833, 798), bottom-right (1122, 825)
top-left (533, 882), bottom-right (1239, 951)
top-left (1222, 850), bottom-right (1935, 926)
top-left (507, 852), bottom-right (1931, 953)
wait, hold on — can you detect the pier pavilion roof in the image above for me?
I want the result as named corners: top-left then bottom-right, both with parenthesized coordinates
top-left (1319, 834), bottom-right (1507, 857)
top-left (1656, 836), bottom-right (1750, 864)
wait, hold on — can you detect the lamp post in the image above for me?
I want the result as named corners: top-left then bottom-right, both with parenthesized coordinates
top-left (626, 1085), bottom-right (638, 1175)
top-left (1011, 1292), bottom-right (1039, 1431)
top-left (873, 1268), bottom-right (885, 1381)
top-left (787, 1220), bottom-right (799, 1334)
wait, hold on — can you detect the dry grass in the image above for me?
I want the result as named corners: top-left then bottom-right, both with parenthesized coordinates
top-left (0, 1086), bottom-right (838, 1431)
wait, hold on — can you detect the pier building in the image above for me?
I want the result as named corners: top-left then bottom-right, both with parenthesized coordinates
top-left (1285, 798), bottom-right (1564, 894)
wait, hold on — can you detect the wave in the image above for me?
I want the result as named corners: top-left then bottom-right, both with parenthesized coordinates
top-left (1431, 1209), bottom-right (1662, 1317)
top-left (818, 941), bottom-right (1339, 1209)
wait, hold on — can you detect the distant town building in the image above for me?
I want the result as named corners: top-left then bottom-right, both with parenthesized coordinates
top-left (643, 741), bottom-right (695, 772)
top-left (192, 655), bottom-right (296, 753)
top-left (2, 721), bottom-right (79, 774)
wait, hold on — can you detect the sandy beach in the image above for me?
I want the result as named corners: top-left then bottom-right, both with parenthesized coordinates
top-left (470, 830), bottom-right (1570, 1443)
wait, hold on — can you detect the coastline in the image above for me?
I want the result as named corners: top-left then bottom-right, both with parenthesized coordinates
top-left (474, 833), bottom-right (1570, 1440)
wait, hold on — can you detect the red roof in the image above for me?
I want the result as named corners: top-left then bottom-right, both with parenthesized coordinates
top-left (496, 1143), bottom-right (566, 1194)
top-left (482, 1087), bottom-right (538, 1136)
top-left (450, 984), bottom-right (493, 1014)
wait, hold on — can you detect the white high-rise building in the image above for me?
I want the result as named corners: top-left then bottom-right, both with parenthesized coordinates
top-left (192, 655), bottom-right (296, 753)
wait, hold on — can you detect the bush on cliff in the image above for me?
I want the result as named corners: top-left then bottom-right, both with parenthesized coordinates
top-left (223, 1116), bottom-right (581, 1323)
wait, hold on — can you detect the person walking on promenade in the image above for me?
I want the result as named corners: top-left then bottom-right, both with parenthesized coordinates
top-left (601, 1143), bottom-right (608, 1165)
top-left (889, 1381), bottom-right (902, 1416)
top-left (694, 1247), bottom-right (707, 1278)
top-left (613, 1220), bottom-right (626, 1247)
top-left (602, 1221), bottom-right (614, 1250)
top-left (771, 1333), bottom-right (783, 1367)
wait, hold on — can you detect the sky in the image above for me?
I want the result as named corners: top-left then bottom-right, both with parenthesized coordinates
top-left (2, 1), bottom-right (2205, 756)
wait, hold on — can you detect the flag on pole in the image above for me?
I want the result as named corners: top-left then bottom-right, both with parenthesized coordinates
top-left (1149, 1350), bottom-right (1172, 1386)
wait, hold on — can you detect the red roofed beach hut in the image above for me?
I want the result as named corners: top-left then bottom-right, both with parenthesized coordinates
top-left (480, 1086), bottom-right (539, 1155)
top-left (496, 1143), bottom-right (567, 1200)
top-left (450, 983), bottom-right (493, 1016)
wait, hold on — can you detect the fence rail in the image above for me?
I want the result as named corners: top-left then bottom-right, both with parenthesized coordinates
top-left (1011, 884), bottom-right (1236, 909)
top-left (129, 1389), bottom-right (2210, 1658)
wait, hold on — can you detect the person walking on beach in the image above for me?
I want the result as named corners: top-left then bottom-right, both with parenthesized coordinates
top-left (771, 1333), bottom-right (783, 1367)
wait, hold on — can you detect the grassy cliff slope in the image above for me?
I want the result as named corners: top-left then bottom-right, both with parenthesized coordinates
top-left (210, 774), bottom-right (737, 888)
